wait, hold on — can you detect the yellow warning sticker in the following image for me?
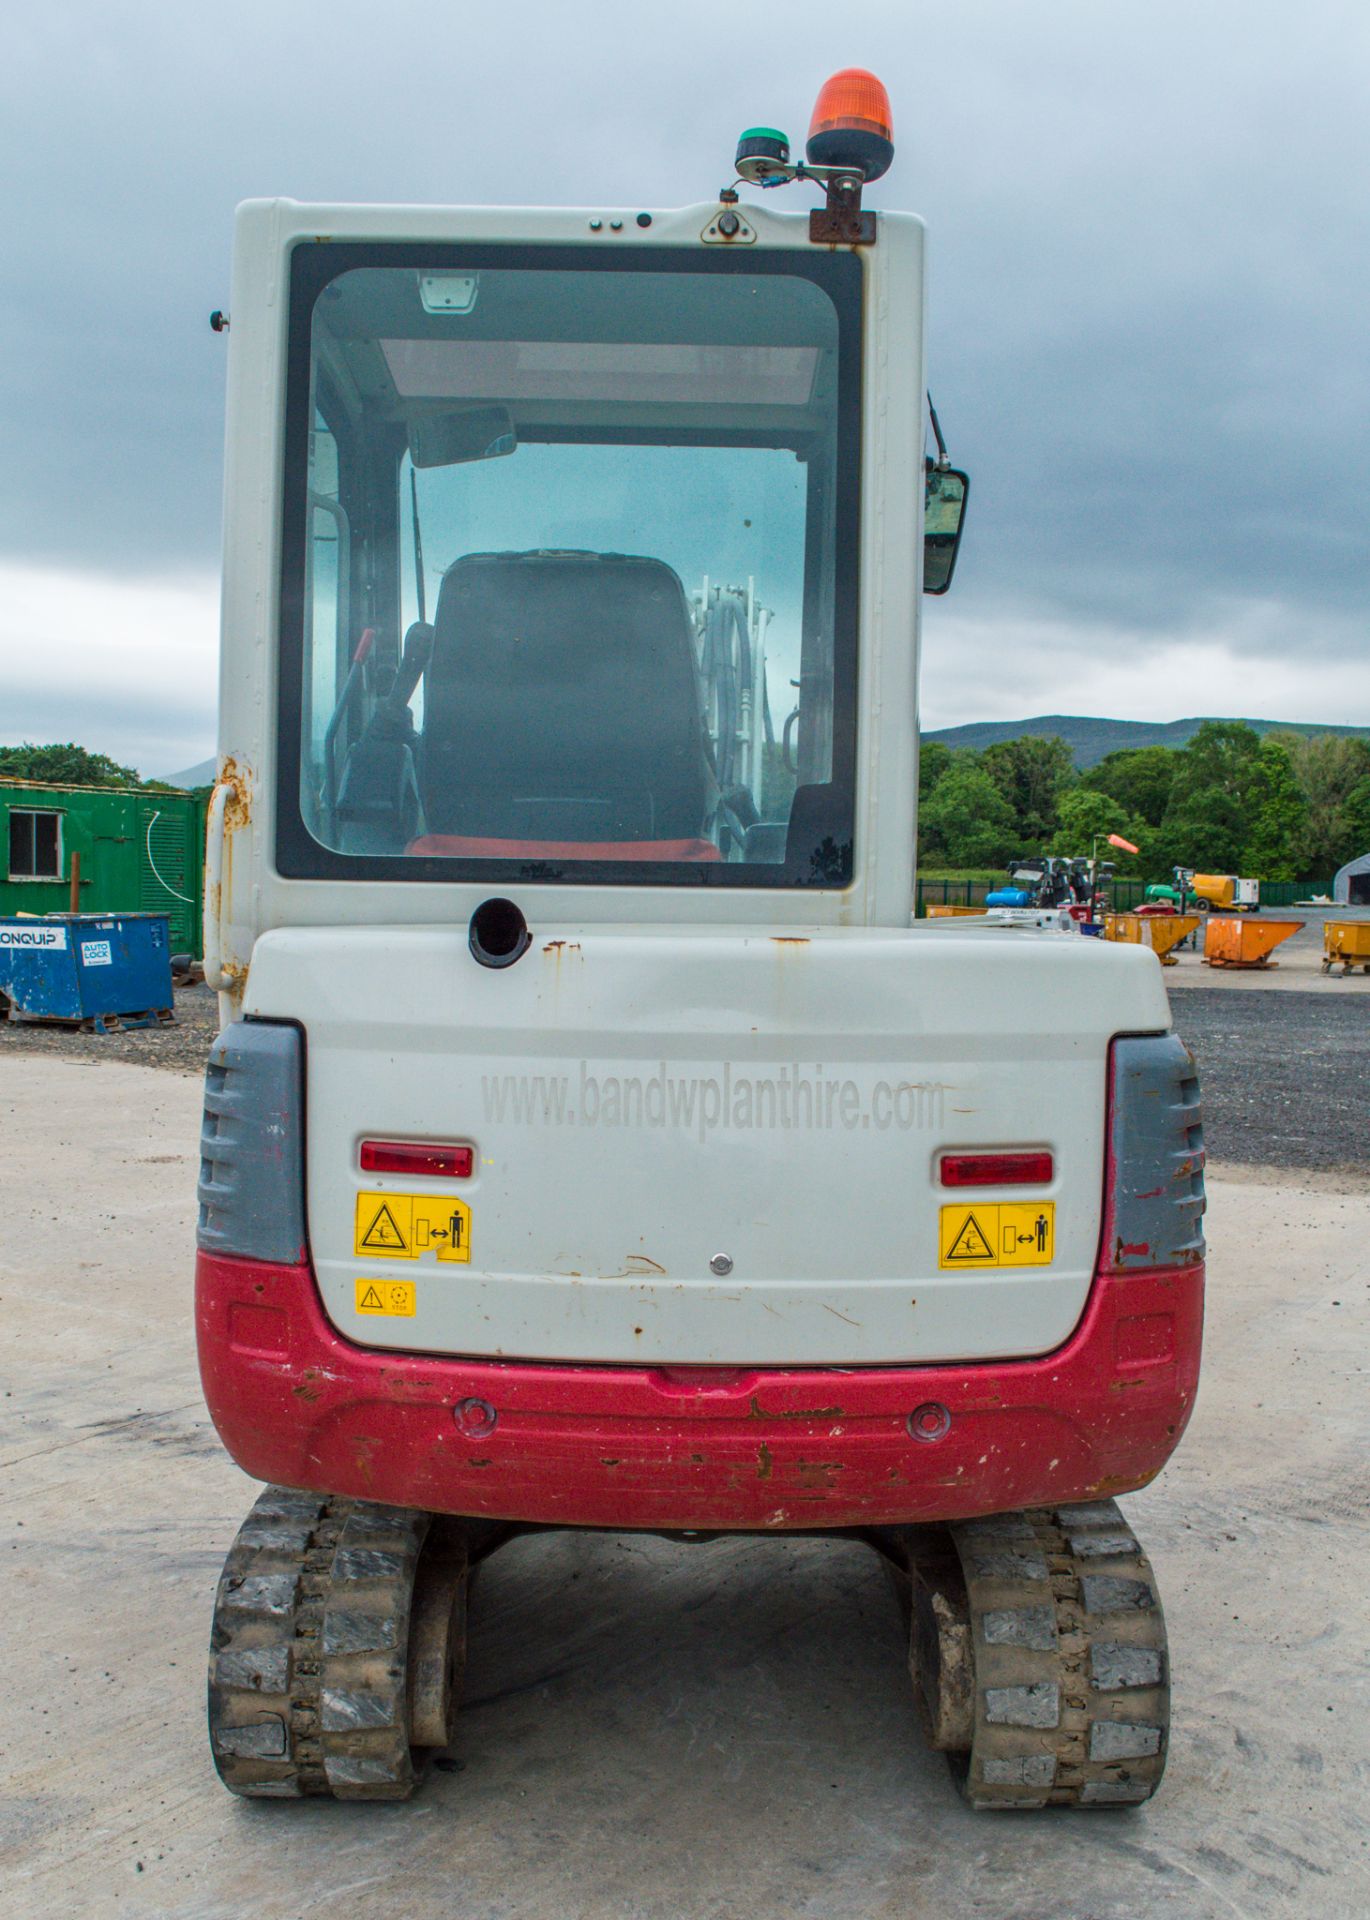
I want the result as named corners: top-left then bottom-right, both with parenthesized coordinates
top-left (355, 1277), bottom-right (417, 1317)
top-left (939, 1202), bottom-right (1055, 1269)
top-left (354, 1190), bottom-right (472, 1264)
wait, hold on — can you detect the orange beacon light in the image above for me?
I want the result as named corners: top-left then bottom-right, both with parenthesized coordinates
top-left (806, 68), bottom-right (894, 181)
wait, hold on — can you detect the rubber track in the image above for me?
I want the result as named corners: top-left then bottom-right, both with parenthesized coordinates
top-left (948, 1500), bottom-right (1169, 1809)
top-left (208, 1486), bottom-right (431, 1799)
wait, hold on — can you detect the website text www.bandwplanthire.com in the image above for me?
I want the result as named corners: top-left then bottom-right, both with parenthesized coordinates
top-left (481, 1063), bottom-right (948, 1145)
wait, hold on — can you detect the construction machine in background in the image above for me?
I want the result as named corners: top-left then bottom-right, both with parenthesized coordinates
top-left (1146, 867), bottom-right (1260, 913)
top-left (197, 67), bottom-right (1203, 1811)
top-left (986, 856), bottom-right (1111, 928)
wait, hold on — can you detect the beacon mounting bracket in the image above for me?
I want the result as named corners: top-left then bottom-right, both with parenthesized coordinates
top-left (726, 74), bottom-right (895, 247)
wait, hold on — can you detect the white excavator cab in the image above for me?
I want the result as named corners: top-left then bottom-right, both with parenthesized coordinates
top-left (211, 189), bottom-right (927, 926)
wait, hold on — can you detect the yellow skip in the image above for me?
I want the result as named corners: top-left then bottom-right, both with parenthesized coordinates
top-left (939, 1201), bottom-right (1054, 1269)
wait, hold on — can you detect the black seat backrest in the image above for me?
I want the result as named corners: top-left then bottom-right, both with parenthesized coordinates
top-left (421, 551), bottom-right (710, 843)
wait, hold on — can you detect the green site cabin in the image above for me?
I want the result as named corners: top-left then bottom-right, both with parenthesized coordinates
top-left (0, 778), bottom-right (207, 958)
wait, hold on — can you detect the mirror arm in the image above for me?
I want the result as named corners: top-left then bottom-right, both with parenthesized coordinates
top-left (927, 391), bottom-right (950, 470)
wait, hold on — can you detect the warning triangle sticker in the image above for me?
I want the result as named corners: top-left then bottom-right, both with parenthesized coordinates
top-left (359, 1285), bottom-right (384, 1311)
top-left (360, 1202), bottom-right (408, 1251)
top-left (946, 1211), bottom-right (994, 1261)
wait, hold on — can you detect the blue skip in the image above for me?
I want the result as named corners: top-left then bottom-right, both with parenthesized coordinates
top-left (0, 913), bottom-right (174, 1033)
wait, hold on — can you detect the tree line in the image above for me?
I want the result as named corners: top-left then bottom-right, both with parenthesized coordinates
top-left (0, 742), bottom-right (191, 793)
top-left (918, 722), bottom-right (1370, 882)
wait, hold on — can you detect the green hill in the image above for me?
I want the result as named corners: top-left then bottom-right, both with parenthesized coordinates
top-left (923, 714), bottom-right (1370, 769)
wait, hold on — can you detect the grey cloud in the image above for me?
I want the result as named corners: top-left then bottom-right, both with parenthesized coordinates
top-left (0, 0), bottom-right (1366, 734)
top-left (0, 682), bottom-right (215, 780)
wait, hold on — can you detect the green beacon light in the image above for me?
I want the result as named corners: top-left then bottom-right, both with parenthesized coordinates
top-left (734, 127), bottom-right (792, 185)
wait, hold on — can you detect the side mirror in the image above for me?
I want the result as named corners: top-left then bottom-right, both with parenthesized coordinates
top-left (923, 463), bottom-right (969, 594)
top-left (408, 405), bottom-right (517, 470)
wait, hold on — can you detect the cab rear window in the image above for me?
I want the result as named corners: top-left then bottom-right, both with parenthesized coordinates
top-left (276, 244), bottom-right (861, 888)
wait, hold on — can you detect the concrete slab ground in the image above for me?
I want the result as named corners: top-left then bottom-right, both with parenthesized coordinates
top-left (1, 1059), bottom-right (1367, 1920)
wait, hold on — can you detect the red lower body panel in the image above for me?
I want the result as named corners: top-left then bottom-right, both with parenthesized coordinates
top-left (196, 1253), bottom-right (1203, 1531)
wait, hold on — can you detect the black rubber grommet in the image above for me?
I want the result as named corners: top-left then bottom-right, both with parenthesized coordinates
top-left (469, 897), bottom-right (531, 969)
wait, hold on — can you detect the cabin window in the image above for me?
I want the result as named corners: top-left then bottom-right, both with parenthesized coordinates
top-left (8, 809), bottom-right (62, 880)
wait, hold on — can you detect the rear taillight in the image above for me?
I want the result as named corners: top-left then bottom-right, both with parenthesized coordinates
top-left (941, 1151), bottom-right (1053, 1187)
top-left (1102, 1033), bottom-right (1205, 1272)
top-left (360, 1140), bottom-right (473, 1178)
top-left (197, 1020), bottom-right (306, 1265)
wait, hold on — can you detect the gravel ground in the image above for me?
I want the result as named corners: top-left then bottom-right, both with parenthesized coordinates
top-left (0, 980), bottom-right (219, 1074)
top-left (1169, 990), bottom-right (1369, 1174)
top-left (2, 977), bottom-right (1364, 1174)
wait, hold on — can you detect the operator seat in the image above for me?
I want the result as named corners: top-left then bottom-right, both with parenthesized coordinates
top-left (420, 550), bottom-right (712, 846)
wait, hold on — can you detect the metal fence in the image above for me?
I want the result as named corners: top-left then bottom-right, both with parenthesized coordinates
top-left (913, 876), bottom-right (1331, 917)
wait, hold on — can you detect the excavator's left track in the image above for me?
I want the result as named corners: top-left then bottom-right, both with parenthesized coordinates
top-left (208, 1487), bottom-right (470, 1800)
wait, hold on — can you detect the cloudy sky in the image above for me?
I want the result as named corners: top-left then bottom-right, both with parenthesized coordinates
top-left (1, 1), bottom-right (1366, 776)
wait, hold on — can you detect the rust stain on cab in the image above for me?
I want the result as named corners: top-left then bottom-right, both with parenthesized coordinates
top-left (218, 756), bottom-right (252, 833)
